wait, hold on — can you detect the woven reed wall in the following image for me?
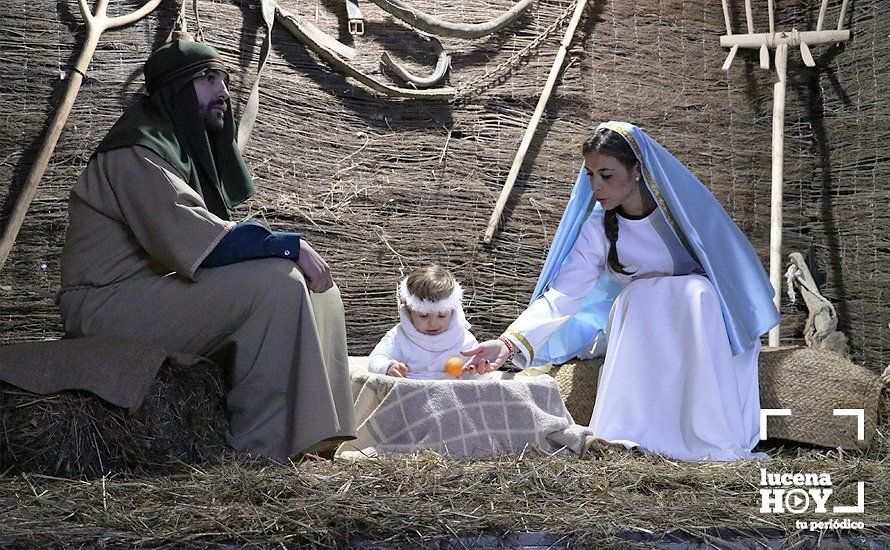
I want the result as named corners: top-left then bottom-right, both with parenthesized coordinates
top-left (0, 0), bottom-right (886, 372)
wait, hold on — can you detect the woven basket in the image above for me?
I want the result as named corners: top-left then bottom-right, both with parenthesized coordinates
top-left (758, 346), bottom-right (882, 450)
top-left (549, 347), bottom-right (883, 450)
top-left (549, 359), bottom-right (604, 425)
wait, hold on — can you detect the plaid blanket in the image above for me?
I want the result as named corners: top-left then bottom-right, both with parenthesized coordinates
top-left (340, 357), bottom-right (593, 458)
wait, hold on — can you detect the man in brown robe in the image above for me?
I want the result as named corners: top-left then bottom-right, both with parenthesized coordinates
top-left (58, 38), bottom-right (355, 459)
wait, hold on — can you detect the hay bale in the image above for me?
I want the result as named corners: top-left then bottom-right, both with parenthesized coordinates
top-left (0, 356), bottom-right (229, 477)
top-left (759, 346), bottom-right (883, 450)
top-left (549, 359), bottom-right (603, 425)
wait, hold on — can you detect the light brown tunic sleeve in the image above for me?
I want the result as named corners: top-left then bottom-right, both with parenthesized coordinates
top-left (62, 145), bottom-right (235, 287)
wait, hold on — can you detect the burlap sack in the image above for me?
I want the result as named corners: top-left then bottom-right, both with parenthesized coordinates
top-left (549, 347), bottom-right (883, 450)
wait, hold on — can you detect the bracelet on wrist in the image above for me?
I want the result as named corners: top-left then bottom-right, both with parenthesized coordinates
top-left (498, 336), bottom-right (516, 363)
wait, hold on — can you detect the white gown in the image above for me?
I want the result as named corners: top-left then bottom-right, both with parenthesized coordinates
top-left (504, 209), bottom-right (763, 461)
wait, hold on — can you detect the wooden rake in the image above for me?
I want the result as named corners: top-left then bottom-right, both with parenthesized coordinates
top-left (719, 0), bottom-right (850, 346)
top-left (0, 0), bottom-right (163, 272)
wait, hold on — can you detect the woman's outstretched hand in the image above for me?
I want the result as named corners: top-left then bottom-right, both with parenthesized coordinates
top-left (461, 339), bottom-right (510, 374)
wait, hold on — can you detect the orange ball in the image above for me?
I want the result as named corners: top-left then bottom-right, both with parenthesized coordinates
top-left (444, 356), bottom-right (464, 378)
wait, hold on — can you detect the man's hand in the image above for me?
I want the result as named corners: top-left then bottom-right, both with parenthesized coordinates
top-left (297, 240), bottom-right (334, 293)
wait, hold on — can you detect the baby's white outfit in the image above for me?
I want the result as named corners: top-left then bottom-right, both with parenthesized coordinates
top-left (368, 304), bottom-right (478, 380)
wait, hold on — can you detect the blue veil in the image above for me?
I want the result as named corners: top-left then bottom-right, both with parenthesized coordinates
top-left (529, 121), bottom-right (779, 366)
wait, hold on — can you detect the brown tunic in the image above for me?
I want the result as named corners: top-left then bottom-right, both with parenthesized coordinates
top-left (59, 146), bottom-right (356, 459)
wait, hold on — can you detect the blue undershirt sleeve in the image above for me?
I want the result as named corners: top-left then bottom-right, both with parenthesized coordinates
top-left (202, 220), bottom-right (301, 267)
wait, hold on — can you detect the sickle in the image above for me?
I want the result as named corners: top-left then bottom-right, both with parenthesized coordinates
top-left (276, 5), bottom-right (455, 99)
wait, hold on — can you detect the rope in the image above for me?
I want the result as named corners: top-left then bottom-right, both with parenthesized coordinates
top-left (236, 0), bottom-right (276, 151)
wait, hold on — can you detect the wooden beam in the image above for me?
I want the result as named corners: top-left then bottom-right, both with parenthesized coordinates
top-left (720, 29), bottom-right (849, 48)
top-left (482, 0), bottom-right (589, 244)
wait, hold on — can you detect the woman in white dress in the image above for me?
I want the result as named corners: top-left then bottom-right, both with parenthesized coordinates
top-left (463, 121), bottom-right (780, 460)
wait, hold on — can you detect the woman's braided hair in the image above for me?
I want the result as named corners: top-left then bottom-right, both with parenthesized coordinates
top-left (581, 128), bottom-right (640, 275)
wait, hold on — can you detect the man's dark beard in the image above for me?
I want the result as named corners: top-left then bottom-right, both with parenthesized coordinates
top-left (202, 99), bottom-right (226, 132)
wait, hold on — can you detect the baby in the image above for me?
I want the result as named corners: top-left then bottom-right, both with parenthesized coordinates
top-left (368, 265), bottom-right (478, 380)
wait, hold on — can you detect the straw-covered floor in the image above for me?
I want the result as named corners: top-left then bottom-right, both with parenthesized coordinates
top-left (1, 417), bottom-right (888, 547)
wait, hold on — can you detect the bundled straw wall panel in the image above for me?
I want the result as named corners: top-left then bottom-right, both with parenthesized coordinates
top-left (1, 0), bottom-right (886, 371)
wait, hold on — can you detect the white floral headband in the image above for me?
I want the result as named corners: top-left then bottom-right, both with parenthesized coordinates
top-left (398, 278), bottom-right (464, 314)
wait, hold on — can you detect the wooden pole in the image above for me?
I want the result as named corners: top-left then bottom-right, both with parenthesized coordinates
top-left (720, 0), bottom-right (732, 35)
top-left (743, 0), bottom-right (754, 32)
top-left (482, 0), bottom-right (588, 244)
top-left (768, 43), bottom-right (788, 346)
top-left (719, 0), bottom-right (740, 70)
top-left (0, 0), bottom-right (162, 272)
top-left (837, 0), bottom-right (851, 30)
top-left (767, 0), bottom-right (775, 35)
top-left (816, 0), bottom-right (829, 31)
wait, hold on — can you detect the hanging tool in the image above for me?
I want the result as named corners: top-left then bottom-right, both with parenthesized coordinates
top-left (0, 0), bottom-right (163, 272)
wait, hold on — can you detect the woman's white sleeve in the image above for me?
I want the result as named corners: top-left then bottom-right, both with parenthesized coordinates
top-left (503, 219), bottom-right (606, 368)
top-left (368, 326), bottom-right (402, 374)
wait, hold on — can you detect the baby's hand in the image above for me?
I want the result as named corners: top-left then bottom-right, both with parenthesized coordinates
top-left (387, 362), bottom-right (410, 378)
